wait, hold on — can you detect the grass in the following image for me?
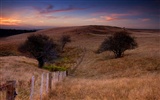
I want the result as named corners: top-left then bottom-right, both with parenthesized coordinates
top-left (0, 43), bottom-right (20, 56)
top-left (0, 26), bottom-right (160, 100)
top-left (43, 47), bottom-right (83, 72)
top-left (0, 56), bottom-right (49, 100)
top-left (50, 75), bottom-right (160, 100)
top-left (0, 46), bottom-right (83, 100)
top-left (47, 30), bottom-right (160, 100)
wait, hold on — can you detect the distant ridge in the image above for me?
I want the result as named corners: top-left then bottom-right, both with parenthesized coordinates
top-left (0, 29), bottom-right (37, 37)
top-left (35, 25), bottom-right (124, 36)
top-left (3, 25), bottom-right (158, 42)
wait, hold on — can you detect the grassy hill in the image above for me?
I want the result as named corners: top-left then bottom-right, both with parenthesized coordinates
top-left (0, 25), bottom-right (160, 100)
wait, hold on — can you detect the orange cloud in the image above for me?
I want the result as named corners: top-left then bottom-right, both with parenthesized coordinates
top-left (99, 13), bottom-right (138, 21)
top-left (100, 16), bottom-right (119, 21)
top-left (0, 17), bottom-right (21, 25)
top-left (105, 16), bottom-right (116, 21)
top-left (141, 18), bottom-right (150, 22)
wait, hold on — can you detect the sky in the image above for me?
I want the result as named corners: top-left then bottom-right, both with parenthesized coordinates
top-left (0, 0), bottom-right (159, 29)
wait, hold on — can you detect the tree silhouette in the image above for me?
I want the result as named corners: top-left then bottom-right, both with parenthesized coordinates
top-left (97, 31), bottom-right (138, 58)
top-left (60, 35), bottom-right (71, 51)
top-left (19, 34), bottom-right (58, 68)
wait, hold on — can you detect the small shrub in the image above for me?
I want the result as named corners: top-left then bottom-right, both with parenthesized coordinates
top-left (43, 65), bottom-right (67, 72)
top-left (62, 57), bottom-right (70, 62)
top-left (60, 35), bottom-right (71, 51)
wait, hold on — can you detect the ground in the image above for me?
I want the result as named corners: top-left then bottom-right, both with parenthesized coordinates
top-left (0, 25), bottom-right (160, 100)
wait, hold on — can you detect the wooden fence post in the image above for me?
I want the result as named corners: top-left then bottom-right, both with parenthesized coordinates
top-left (46, 73), bottom-right (49, 93)
top-left (59, 71), bottom-right (61, 81)
top-left (48, 73), bottom-right (52, 93)
top-left (56, 71), bottom-right (58, 82)
top-left (51, 72), bottom-right (56, 89)
top-left (30, 76), bottom-right (34, 100)
top-left (40, 73), bottom-right (44, 100)
top-left (60, 71), bottom-right (63, 81)
top-left (58, 71), bottom-right (60, 81)
top-left (46, 73), bottom-right (52, 94)
top-left (52, 72), bottom-right (55, 84)
top-left (64, 71), bottom-right (66, 78)
top-left (62, 71), bottom-right (64, 80)
top-left (62, 71), bottom-right (65, 79)
top-left (62, 71), bottom-right (66, 80)
top-left (6, 80), bottom-right (16, 100)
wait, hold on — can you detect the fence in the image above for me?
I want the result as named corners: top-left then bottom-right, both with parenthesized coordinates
top-left (0, 71), bottom-right (67, 100)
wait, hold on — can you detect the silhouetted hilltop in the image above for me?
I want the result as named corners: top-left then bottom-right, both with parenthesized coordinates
top-left (0, 29), bottom-right (37, 37)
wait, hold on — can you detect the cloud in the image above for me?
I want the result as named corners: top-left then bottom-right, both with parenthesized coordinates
top-left (105, 17), bottom-right (116, 21)
top-left (86, 13), bottom-right (133, 23)
top-left (141, 18), bottom-right (150, 22)
top-left (100, 16), bottom-right (119, 21)
top-left (35, 5), bottom-right (87, 14)
top-left (41, 15), bottom-right (58, 19)
top-left (110, 13), bottom-right (131, 17)
top-left (0, 17), bottom-right (21, 25)
top-left (46, 4), bottom-right (54, 10)
top-left (86, 18), bottom-right (104, 22)
top-left (39, 4), bottom-right (54, 14)
top-left (102, 13), bottom-right (136, 21)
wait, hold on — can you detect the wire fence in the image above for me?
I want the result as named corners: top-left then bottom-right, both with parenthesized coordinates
top-left (0, 47), bottom-right (86, 100)
top-left (0, 71), bottom-right (67, 100)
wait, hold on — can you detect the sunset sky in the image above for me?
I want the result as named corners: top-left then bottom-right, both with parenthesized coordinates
top-left (0, 0), bottom-right (159, 29)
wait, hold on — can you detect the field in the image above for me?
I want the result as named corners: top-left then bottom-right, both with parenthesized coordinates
top-left (0, 25), bottom-right (160, 100)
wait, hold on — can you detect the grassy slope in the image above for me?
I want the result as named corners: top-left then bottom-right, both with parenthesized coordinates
top-left (0, 56), bottom-right (49, 100)
top-left (0, 25), bottom-right (160, 100)
top-left (49, 27), bottom-right (160, 100)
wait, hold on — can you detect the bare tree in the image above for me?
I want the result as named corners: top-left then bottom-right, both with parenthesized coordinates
top-left (19, 34), bottom-right (58, 68)
top-left (97, 31), bottom-right (138, 58)
top-left (60, 35), bottom-right (71, 51)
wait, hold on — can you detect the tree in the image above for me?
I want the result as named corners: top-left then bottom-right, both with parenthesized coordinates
top-left (97, 31), bottom-right (138, 58)
top-left (60, 35), bottom-right (71, 51)
top-left (19, 34), bottom-right (58, 68)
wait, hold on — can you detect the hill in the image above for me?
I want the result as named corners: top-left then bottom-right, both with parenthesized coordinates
top-left (0, 25), bottom-right (160, 99)
top-left (0, 29), bottom-right (37, 37)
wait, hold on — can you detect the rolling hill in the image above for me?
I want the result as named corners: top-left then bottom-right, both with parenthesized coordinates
top-left (0, 25), bottom-right (160, 100)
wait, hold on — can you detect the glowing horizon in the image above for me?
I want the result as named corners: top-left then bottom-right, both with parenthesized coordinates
top-left (0, 0), bottom-right (159, 29)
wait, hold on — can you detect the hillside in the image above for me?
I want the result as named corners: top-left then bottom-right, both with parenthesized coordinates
top-left (0, 25), bottom-right (122, 43)
top-left (0, 29), bottom-right (37, 38)
top-left (0, 25), bottom-right (160, 100)
top-left (50, 26), bottom-right (160, 100)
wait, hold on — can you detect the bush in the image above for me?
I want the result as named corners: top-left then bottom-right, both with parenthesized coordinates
top-left (60, 35), bottom-right (71, 51)
top-left (43, 65), bottom-right (67, 72)
top-left (97, 31), bottom-right (138, 58)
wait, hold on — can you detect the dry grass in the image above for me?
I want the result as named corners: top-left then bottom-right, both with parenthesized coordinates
top-left (0, 43), bottom-right (20, 56)
top-left (48, 27), bottom-right (160, 100)
top-left (0, 25), bottom-right (160, 100)
top-left (0, 56), bottom-right (49, 100)
top-left (50, 74), bottom-right (160, 100)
